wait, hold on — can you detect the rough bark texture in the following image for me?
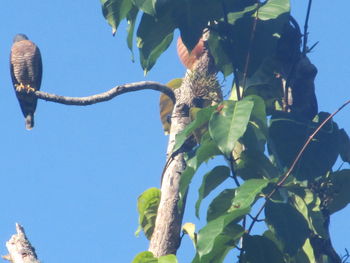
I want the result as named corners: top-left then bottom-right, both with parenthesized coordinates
top-left (149, 40), bottom-right (220, 256)
top-left (3, 223), bottom-right (40, 263)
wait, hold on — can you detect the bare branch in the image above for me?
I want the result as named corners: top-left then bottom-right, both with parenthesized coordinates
top-left (3, 223), bottom-right (40, 263)
top-left (32, 81), bottom-right (175, 105)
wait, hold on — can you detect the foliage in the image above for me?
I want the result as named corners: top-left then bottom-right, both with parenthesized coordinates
top-left (101, 0), bottom-right (350, 262)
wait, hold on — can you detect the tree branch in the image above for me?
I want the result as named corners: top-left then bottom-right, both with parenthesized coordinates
top-left (32, 81), bottom-right (175, 105)
top-left (3, 223), bottom-right (40, 263)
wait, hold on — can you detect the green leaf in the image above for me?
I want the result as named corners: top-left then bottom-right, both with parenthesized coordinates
top-left (173, 106), bottom-right (216, 154)
top-left (197, 211), bottom-right (247, 261)
top-left (195, 166), bottom-right (231, 218)
top-left (257, 0), bottom-right (290, 20)
top-left (207, 189), bottom-right (236, 222)
top-left (231, 178), bottom-right (269, 210)
top-left (136, 188), bottom-right (161, 239)
top-left (268, 112), bottom-right (341, 180)
top-left (132, 0), bottom-right (155, 15)
top-left (328, 169), bottom-right (350, 214)
top-left (137, 13), bottom-right (175, 73)
top-left (209, 100), bottom-right (254, 157)
top-left (100, 0), bottom-right (133, 35)
top-left (235, 149), bottom-right (279, 180)
top-left (159, 254), bottom-right (178, 263)
top-left (126, 6), bottom-right (139, 61)
top-left (243, 235), bottom-right (285, 263)
top-left (265, 200), bottom-right (310, 255)
top-left (196, 223), bottom-right (245, 263)
top-left (132, 251), bottom-right (158, 263)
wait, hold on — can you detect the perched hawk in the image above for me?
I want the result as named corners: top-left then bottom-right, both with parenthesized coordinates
top-left (10, 34), bottom-right (42, 130)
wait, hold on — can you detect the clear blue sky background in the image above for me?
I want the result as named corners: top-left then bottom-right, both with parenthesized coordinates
top-left (0, 1), bottom-right (349, 262)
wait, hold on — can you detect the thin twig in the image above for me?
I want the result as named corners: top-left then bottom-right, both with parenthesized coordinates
top-left (303, 0), bottom-right (313, 55)
top-left (32, 81), bottom-right (175, 105)
top-left (248, 99), bottom-right (350, 233)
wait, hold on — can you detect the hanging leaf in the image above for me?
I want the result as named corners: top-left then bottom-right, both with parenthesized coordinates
top-left (100, 0), bottom-right (134, 35)
top-left (195, 166), bottom-right (231, 218)
top-left (126, 6), bottom-right (139, 60)
top-left (242, 235), bottom-right (285, 263)
top-left (209, 99), bottom-right (254, 157)
top-left (265, 200), bottom-right (310, 255)
top-left (159, 78), bottom-right (182, 134)
top-left (137, 13), bottom-right (175, 73)
top-left (136, 187), bottom-right (161, 239)
top-left (196, 211), bottom-right (247, 261)
top-left (328, 169), bottom-right (350, 214)
top-left (195, 223), bottom-right (245, 263)
top-left (207, 189), bottom-right (236, 222)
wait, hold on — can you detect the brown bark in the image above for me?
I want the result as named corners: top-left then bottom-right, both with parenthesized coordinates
top-left (149, 39), bottom-right (221, 256)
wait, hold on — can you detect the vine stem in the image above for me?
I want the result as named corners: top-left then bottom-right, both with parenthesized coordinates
top-left (248, 99), bottom-right (350, 233)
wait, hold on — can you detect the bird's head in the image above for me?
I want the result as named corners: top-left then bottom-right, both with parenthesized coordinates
top-left (13, 34), bottom-right (29, 43)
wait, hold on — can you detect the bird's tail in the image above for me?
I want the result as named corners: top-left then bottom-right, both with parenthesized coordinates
top-left (25, 114), bottom-right (34, 130)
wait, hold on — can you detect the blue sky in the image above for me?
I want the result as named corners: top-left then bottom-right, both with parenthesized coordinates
top-left (0, 1), bottom-right (349, 262)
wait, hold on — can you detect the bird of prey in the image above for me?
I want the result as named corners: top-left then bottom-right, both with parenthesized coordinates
top-left (10, 34), bottom-right (42, 130)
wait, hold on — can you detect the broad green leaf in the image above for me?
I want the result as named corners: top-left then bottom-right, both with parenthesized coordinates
top-left (159, 254), bottom-right (178, 263)
top-left (126, 6), bottom-right (139, 61)
top-left (207, 189), bottom-right (236, 222)
top-left (132, 251), bottom-right (158, 263)
top-left (137, 13), bottom-right (175, 73)
top-left (182, 222), bottom-right (197, 247)
top-left (209, 100), bottom-right (254, 157)
top-left (173, 106), bottom-right (216, 154)
top-left (100, 0), bottom-right (133, 35)
top-left (197, 210), bottom-right (247, 260)
top-left (136, 188), bottom-right (161, 239)
top-left (243, 235), bottom-right (285, 263)
top-left (195, 166), bottom-right (230, 218)
top-left (235, 149), bottom-right (279, 180)
top-left (265, 200), bottom-right (310, 255)
top-left (269, 112), bottom-right (341, 180)
top-left (257, 0), bottom-right (290, 20)
top-left (196, 223), bottom-right (244, 263)
top-left (328, 170), bottom-right (350, 214)
top-left (230, 179), bottom-right (269, 210)
top-left (132, 0), bottom-right (155, 15)
top-left (159, 78), bottom-right (182, 134)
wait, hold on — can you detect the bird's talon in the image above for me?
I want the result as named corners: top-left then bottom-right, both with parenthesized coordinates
top-left (15, 83), bottom-right (26, 92)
